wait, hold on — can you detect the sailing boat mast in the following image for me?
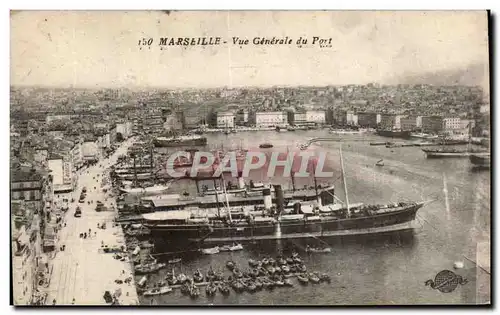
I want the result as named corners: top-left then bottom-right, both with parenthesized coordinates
top-left (339, 145), bottom-right (350, 218)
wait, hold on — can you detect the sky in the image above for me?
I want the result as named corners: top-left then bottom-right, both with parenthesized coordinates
top-left (10, 11), bottom-right (490, 91)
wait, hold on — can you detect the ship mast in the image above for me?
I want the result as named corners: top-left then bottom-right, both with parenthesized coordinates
top-left (150, 143), bottom-right (154, 180)
top-left (221, 176), bottom-right (232, 223)
top-left (339, 145), bottom-right (350, 217)
top-left (132, 152), bottom-right (138, 187)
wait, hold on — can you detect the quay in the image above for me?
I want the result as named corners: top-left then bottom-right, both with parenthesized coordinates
top-left (44, 138), bottom-right (140, 305)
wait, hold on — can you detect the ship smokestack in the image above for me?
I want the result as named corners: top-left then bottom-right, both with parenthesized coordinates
top-left (237, 171), bottom-right (245, 189)
top-left (273, 184), bottom-right (285, 215)
top-left (263, 188), bottom-right (272, 210)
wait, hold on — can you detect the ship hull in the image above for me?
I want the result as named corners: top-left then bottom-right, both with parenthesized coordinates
top-left (470, 154), bottom-right (491, 168)
top-left (144, 203), bottom-right (423, 244)
top-left (423, 150), bottom-right (489, 159)
top-left (376, 130), bottom-right (411, 139)
top-left (119, 185), bottom-right (171, 196)
top-left (153, 137), bottom-right (207, 147)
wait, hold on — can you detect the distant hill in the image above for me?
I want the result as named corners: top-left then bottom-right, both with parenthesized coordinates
top-left (391, 62), bottom-right (489, 90)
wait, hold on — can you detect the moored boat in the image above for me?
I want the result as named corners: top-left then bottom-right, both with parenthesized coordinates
top-left (154, 135), bottom-right (207, 148)
top-left (119, 183), bottom-right (172, 196)
top-left (470, 153), bottom-right (491, 168)
top-left (201, 247), bottom-right (220, 255)
top-left (297, 274), bottom-right (309, 284)
top-left (142, 286), bottom-right (172, 296)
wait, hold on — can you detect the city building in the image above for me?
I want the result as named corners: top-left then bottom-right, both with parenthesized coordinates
top-left (164, 112), bottom-right (184, 131)
top-left (70, 142), bottom-right (84, 170)
top-left (11, 166), bottom-right (46, 213)
top-left (287, 111), bottom-right (307, 126)
top-left (442, 117), bottom-right (462, 131)
top-left (82, 140), bottom-right (99, 162)
top-left (252, 111), bottom-right (288, 127)
top-left (116, 121), bottom-right (133, 140)
top-left (305, 110), bottom-right (326, 124)
top-left (216, 112), bottom-right (235, 128)
top-left (400, 116), bottom-right (418, 131)
top-left (379, 114), bottom-right (396, 129)
top-left (357, 112), bottom-right (378, 128)
top-left (235, 110), bottom-right (249, 126)
top-left (183, 116), bottom-right (201, 129)
top-left (421, 115), bottom-right (443, 133)
top-left (47, 154), bottom-right (73, 193)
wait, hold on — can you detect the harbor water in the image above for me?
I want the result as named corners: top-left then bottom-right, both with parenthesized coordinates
top-left (139, 129), bottom-right (490, 305)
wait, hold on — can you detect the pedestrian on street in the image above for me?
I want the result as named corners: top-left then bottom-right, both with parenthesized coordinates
top-left (89, 228), bottom-right (91, 234)
top-left (97, 223), bottom-right (100, 229)
top-left (52, 299), bottom-right (56, 305)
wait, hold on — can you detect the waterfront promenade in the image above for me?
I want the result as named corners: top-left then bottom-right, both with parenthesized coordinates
top-left (45, 138), bottom-right (139, 305)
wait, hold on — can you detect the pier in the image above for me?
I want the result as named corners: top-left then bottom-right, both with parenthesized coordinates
top-left (44, 138), bottom-right (140, 305)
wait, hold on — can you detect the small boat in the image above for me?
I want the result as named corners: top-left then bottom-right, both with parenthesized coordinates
top-left (219, 244), bottom-right (231, 252)
top-left (297, 264), bottom-right (307, 273)
top-left (293, 257), bottom-right (302, 264)
top-left (305, 246), bottom-right (332, 253)
top-left (297, 274), bottom-right (309, 284)
top-left (168, 258), bottom-right (182, 264)
top-left (201, 246), bottom-right (220, 255)
top-left (308, 272), bottom-right (321, 284)
top-left (259, 143), bottom-right (273, 149)
top-left (281, 265), bottom-right (290, 273)
top-left (251, 268), bottom-right (260, 278)
top-left (248, 259), bottom-right (259, 268)
top-left (262, 258), bottom-right (270, 266)
top-left (177, 273), bottom-right (188, 284)
top-left (319, 273), bottom-right (331, 283)
top-left (226, 260), bottom-right (236, 271)
top-left (193, 269), bottom-right (204, 283)
top-left (266, 266), bottom-right (276, 275)
top-left (275, 266), bottom-right (282, 274)
top-left (274, 278), bottom-right (285, 287)
top-left (135, 263), bottom-right (167, 275)
top-left (206, 266), bottom-right (215, 281)
top-left (232, 280), bottom-right (245, 292)
top-left (268, 258), bottom-right (276, 265)
top-left (233, 268), bottom-right (244, 279)
top-left (167, 277), bottom-right (178, 286)
top-left (229, 243), bottom-right (243, 251)
top-left (289, 264), bottom-right (297, 273)
top-left (205, 282), bottom-right (217, 296)
top-left (137, 275), bottom-right (148, 287)
top-left (254, 279), bottom-right (263, 290)
top-left (245, 281), bottom-right (257, 293)
top-left (277, 257), bottom-right (287, 266)
top-left (189, 285), bottom-right (200, 299)
top-left (180, 283), bottom-right (190, 295)
top-left (284, 279), bottom-right (294, 287)
top-left (143, 286), bottom-right (172, 296)
top-left (219, 283), bottom-right (230, 295)
top-left (375, 159), bottom-right (384, 167)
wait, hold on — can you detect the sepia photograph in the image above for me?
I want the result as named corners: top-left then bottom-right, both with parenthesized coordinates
top-left (9, 10), bottom-right (491, 306)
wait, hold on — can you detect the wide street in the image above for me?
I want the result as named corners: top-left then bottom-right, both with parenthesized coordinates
top-left (45, 138), bottom-right (139, 305)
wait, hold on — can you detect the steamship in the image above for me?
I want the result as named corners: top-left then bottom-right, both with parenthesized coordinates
top-left (153, 135), bottom-right (207, 147)
top-left (141, 146), bottom-right (426, 245)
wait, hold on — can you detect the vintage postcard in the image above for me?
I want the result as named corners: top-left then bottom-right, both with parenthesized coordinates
top-left (10, 11), bottom-right (490, 306)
